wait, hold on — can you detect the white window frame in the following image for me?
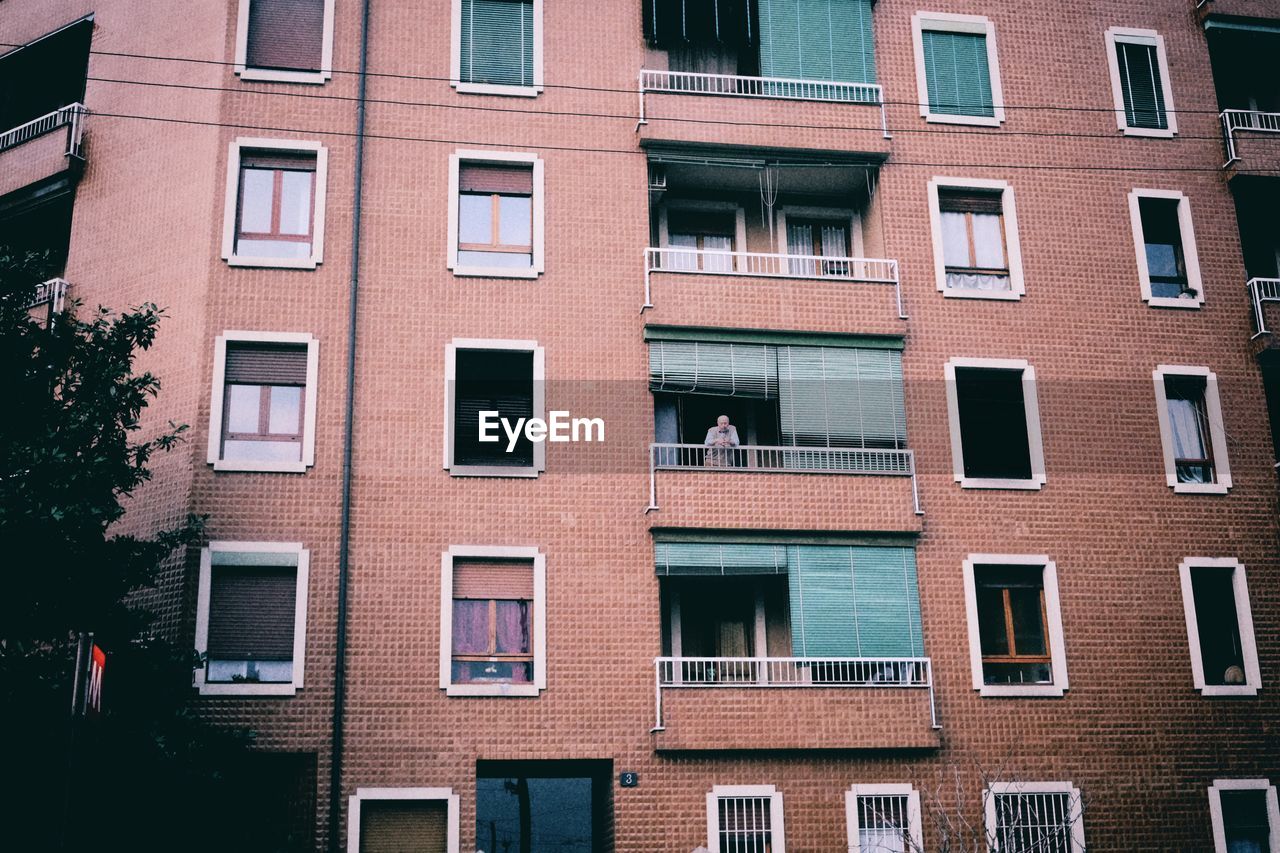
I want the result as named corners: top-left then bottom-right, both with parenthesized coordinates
top-left (963, 554), bottom-right (1069, 698)
top-left (911, 12), bottom-right (1006, 127)
top-left (206, 331), bottom-right (320, 473)
top-left (221, 138), bottom-right (329, 270)
top-left (450, 0), bottom-right (544, 97)
top-left (447, 151), bottom-right (546, 278)
top-left (944, 358), bottom-right (1047, 489)
top-left (194, 541), bottom-right (309, 697)
top-left (1152, 365), bottom-right (1232, 494)
top-left (706, 785), bottom-right (786, 853)
top-left (846, 784), bottom-right (923, 853)
top-left (774, 205), bottom-right (864, 258)
top-left (984, 781), bottom-right (1086, 851)
top-left (233, 0), bottom-right (336, 84)
top-left (439, 545), bottom-right (547, 697)
top-left (347, 787), bottom-right (461, 853)
top-left (1179, 558), bottom-right (1261, 697)
top-left (1127, 189), bottom-right (1204, 308)
top-left (1208, 779), bottom-right (1280, 853)
top-left (927, 177), bottom-right (1025, 300)
top-left (1104, 27), bottom-right (1178, 138)
top-left (443, 338), bottom-right (546, 477)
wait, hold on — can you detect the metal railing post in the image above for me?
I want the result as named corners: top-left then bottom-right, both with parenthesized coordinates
top-left (642, 250), bottom-right (654, 312)
top-left (927, 661), bottom-right (941, 730)
top-left (637, 71), bottom-right (648, 129)
top-left (646, 444), bottom-right (659, 512)
top-left (651, 658), bottom-right (665, 732)
top-left (910, 452), bottom-right (923, 516)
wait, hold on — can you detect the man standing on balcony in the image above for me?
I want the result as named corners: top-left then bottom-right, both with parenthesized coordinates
top-left (704, 415), bottom-right (740, 467)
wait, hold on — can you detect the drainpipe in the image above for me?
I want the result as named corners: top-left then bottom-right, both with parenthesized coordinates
top-left (327, 0), bottom-right (372, 849)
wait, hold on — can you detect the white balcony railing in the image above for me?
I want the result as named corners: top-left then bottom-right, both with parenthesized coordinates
top-left (0, 103), bottom-right (88, 158)
top-left (25, 278), bottom-right (69, 314)
top-left (1249, 278), bottom-right (1280, 338)
top-left (1221, 109), bottom-right (1280, 167)
top-left (643, 247), bottom-right (904, 317)
top-left (652, 655), bottom-right (937, 731)
top-left (638, 69), bottom-right (888, 136)
top-left (647, 442), bottom-right (921, 514)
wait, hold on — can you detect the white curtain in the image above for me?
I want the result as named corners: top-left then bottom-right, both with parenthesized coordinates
top-left (1167, 397), bottom-right (1208, 483)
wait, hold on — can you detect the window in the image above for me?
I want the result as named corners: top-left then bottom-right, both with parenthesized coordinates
top-left (444, 340), bottom-right (545, 476)
top-left (944, 358), bottom-right (1046, 489)
top-left (1105, 28), bottom-right (1176, 137)
top-left (1209, 780), bottom-right (1280, 853)
top-left (963, 556), bottom-right (1068, 697)
top-left (707, 785), bottom-right (785, 853)
top-left (846, 785), bottom-right (922, 853)
top-left (440, 546), bottom-right (545, 696)
top-left (234, 0), bottom-right (336, 84)
top-left (777, 206), bottom-right (861, 278)
top-left (347, 788), bottom-right (460, 853)
top-left (662, 205), bottom-right (741, 273)
top-left (1128, 189), bottom-right (1203, 307)
top-left (985, 783), bottom-right (1085, 853)
top-left (447, 152), bottom-right (544, 277)
top-left (195, 542), bottom-right (309, 696)
top-left (912, 13), bottom-right (1005, 126)
top-left (928, 179), bottom-right (1024, 299)
top-left (1179, 558), bottom-right (1261, 697)
top-left (207, 332), bottom-right (319, 473)
top-left (452, 0), bottom-right (542, 96)
top-left (222, 139), bottom-right (328, 269)
top-left (1153, 366), bottom-right (1231, 494)
top-left (476, 760), bottom-right (612, 853)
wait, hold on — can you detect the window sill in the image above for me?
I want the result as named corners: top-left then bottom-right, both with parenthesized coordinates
top-left (923, 112), bottom-right (1003, 127)
top-left (450, 265), bottom-right (541, 279)
top-left (211, 459), bottom-right (309, 474)
top-left (196, 680), bottom-right (300, 697)
top-left (978, 684), bottom-right (1065, 697)
top-left (226, 255), bottom-right (321, 270)
top-left (452, 80), bottom-right (542, 98)
top-left (942, 288), bottom-right (1022, 301)
top-left (1199, 684), bottom-right (1259, 697)
top-left (445, 683), bottom-right (541, 697)
top-left (1171, 481), bottom-right (1230, 494)
top-left (236, 67), bottom-right (331, 85)
top-left (1146, 295), bottom-right (1203, 309)
top-left (448, 464), bottom-right (541, 478)
top-left (958, 476), bottom-right (1045, 490)
top-left (1120, 126), bottom-right (1176, 138)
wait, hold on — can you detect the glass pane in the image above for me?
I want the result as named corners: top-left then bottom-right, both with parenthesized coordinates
top-left (976, 586), bottom-right (1010, 656)
top-left (1146, 243), bottom-right (1180, 279)
top-left (498, 195), bottom-right (532, 246)
top-left (983, 660), bottom-right (1052, 685)
top-left (971, 213), bottom-right (1006, 269)
top-left (494, 600), bottom-right (531, 654)
top-left (787, 223), bottom-right (814, 255)
top-left (476, 775), bottom-right (594, 853)
top-left (268, 386), bottom-right (303, 435)
top-left (278, 171), bottom-right (313, 236)
top-left (234, 238), bottom-right (312, 259)
top-left (457, 249), bottom-right (533, 268)
top-left (665, 233), bottom-right (700, 271)
top-left (226, 384), bottom-right (262, 434)
top-left (459, 194), bottom-right (493, 244)
top-left (702, 235), bottom-right (734, 272)
top-left (940, 211), bottom-right (970, 267)
top-left (1167, 397), bottom-right (1208, 462)
top-left (1009, 587), bottom-right (1047, 655)
top-left (207, 659), bottom-right (292, 684)
top-left (222, 439), bottom-right (303, 463)
top-left (239, 169), bottom-right (275, 233)
top-left (453, 660), bottom-right (532, 683)
top-left (452, 600), bottom-right (490, 654)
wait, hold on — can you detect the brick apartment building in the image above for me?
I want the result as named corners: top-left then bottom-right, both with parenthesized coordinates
top-left (3, 0), bottom-right (1280, 849)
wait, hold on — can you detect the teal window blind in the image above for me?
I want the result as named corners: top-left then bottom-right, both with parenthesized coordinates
top-left (786, 546), bottom-right (924, 657)
top-left (776, 345), bottom-right (906, 449)
top-left (648, 341), bottom-right (779, 398)
top-left (654, 542), bottom-right (789, 576)
top-left (921, 30), bottom-right (994, 117)
top-left (758, 0), bottom-right (877, 84)
top-left (459, 0), bottom-right (534, 87)
top-left (1115, 40), bottom-right (1167, 130)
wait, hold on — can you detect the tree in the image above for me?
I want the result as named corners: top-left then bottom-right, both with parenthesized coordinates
top-left (0, 250), bottom-right (265, 851)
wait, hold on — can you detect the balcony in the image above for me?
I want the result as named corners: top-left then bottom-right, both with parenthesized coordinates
top-left (1221, 109), bottom-right (1280, 171)
top-left (0, 103), bottom-right (87, 201)
top-left (651, 656), bottom-right (939, 751)
top-left (1250, 278), bottom-right (1280, 338)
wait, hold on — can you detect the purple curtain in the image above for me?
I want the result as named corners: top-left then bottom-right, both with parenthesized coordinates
top-left (452, 600), bottom-right (489, 653)
top-left (495, 600), bottom-right (530, 654)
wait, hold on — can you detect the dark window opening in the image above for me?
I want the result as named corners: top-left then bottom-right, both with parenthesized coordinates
top-left (0, 18), bottom-right (91, 133)
top-left (476, 759), bottom-right (613, 853)
top-left (1190, 567), bottom-right (1246, 687)
top-left (1139, 197), bottom-right (1191, 299)
top-left (954, 367), bottom-right (1032, 480)
top-left (644, 0), bottom-right (760, 76)
top-left (975, 564), bottom-right (1052, 685)
top-left (1221, 790), bottom-right (1272, 852)
top-left (453, 349), bottom-right (535, 467)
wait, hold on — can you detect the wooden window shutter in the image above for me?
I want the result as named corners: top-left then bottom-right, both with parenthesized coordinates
top-left (359, 800), bottom-right (449, 853)
top-left (458, 163), bottom-right (534, 195)
top-left (246, 0), bottom-right (326, 72)
top-left (207, 566), bottom-right (297, 660)
top-left (937, 188), bottom-right (1003, 215)
top-left (453, 559), bottom-right (535, 600)
top-left (225, 342), bottom-right (309, 385)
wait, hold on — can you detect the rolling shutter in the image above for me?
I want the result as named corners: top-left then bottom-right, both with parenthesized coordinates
top-left (207, 565), bottom-right (297, 661)
top-left (777, 345), bottom-right (905, 448)
top-left (1115, 40), bottom-right (1167, 129)
top-left (459, 163), bottom-right (534, 195)
top-left (359, 800), bottom-right (449, 853)
top-left (453, 559), bottom-right (535, 599)
top-left (459, 0), bottom-right (534, 87)
top-left (225, 342), bottom-right (308, 386)
top-left (921, 29), bottom-right (994, 117)
top-left (245, 0), bottom-right (326, 72)
top-left (654, 542), bottom-right (789, 575)
top-left (758, 0), bottom-right (876, 84)
top-left (787, 545), bottom-right (923, 657)
top-left (648, 341), bottom-right (778, 398)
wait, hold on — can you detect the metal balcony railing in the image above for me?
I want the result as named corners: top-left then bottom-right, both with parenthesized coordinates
top-left (1221, 109), bottom-right (1280, 167)
top-left (25, 278), bottom-right (69, 313)
top-left (652, 655), bottom-right (937, 730)
top-left (643, 247), bottom-right (904, 317)
top-left (647, 442), bottom-right (921, 514)
top-left (0, 103), bottom-right (88, 157)
top-left (1249, 278), bottom-right (1280, 338)
top-left (638, 69), bottom-right (888, 136)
